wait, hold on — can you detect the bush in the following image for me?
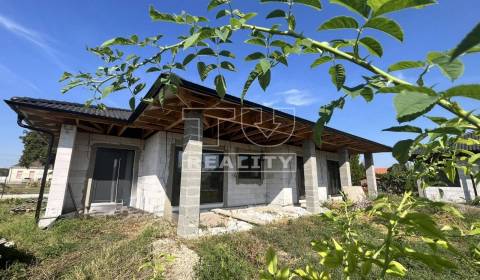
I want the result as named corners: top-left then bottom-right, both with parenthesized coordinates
top-left (378, 164), bottom-right (417, 194)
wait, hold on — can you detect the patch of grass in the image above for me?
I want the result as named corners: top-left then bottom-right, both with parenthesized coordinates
top-left (0, 184), bottom-right (49, 195)
top-left (192, 199), bottom-right (480, 279)
top-left (0, 199), bottom-right (174, 279)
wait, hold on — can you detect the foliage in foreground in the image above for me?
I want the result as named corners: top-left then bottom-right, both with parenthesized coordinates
top-left (378, 163), bottom-right (417, 194)
top-left (260, 192), bottom-right (480, 279)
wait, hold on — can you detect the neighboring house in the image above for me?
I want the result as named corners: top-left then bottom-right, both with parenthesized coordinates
top-left (416, 134), bottom-right (479, 203)
top-left (5, 75), bottom-right (391, 236)
top-left (0, 168), bottom-right (8, 183)
top-left (5, 161), bottom-right (52, 185)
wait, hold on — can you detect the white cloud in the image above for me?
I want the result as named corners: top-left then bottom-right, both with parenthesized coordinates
top-left (0, 14), bottom-right (67, 69)
top-left (0, 63), bottom-right (41, 94)
top-left (262, 99), bottom-right (280, 107)
top-left (277, 88), bottom-right (318, 106)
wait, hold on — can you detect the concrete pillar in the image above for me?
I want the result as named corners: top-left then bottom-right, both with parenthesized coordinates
top-left (364, 153), bottom-right (378, 198)
top-left (39, 124), bottom-right (77, 228)
top-left (177, 110), bottom-right (203, 237)
top-left (338, 148), bottom-right (352, 187)
top-left (302, 140), bottom-right (322, 213)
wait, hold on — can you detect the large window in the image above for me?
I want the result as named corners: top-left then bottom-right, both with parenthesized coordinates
top-left (238, 154), bottom-right (262, 180)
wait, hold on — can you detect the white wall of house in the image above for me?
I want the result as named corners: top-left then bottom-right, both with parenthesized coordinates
top-left (6, 167), bottom-right (52, 185)
top-left (58, 131), bottom-right (342, 216)
top-left (420, 169), bottom-right (477, 203)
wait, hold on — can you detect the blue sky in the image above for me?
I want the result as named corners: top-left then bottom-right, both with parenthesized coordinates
top-left (0, 0), bottom-right (479, 168)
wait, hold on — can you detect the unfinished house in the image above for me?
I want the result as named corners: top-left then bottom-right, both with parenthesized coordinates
top-left (6, 76), bottom-right (391, 236)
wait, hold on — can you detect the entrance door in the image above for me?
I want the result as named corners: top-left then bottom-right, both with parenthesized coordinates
top-left (296, 156), bottom-right (305, 200)
top-left (172, 148), bottom-right (224, 206)
top-left (327, 160), bottom-right (341, 195)
top-left (91, 148), bottom-right (135, 205)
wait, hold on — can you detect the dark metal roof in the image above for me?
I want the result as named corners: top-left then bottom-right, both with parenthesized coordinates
top-left (7, 97), bottom-right (131, 121)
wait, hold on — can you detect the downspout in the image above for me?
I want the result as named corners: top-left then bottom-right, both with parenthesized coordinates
top-left (17, 116), bottom-right (55, 224)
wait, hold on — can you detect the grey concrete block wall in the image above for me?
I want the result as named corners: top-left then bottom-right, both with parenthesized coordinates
top-left (39, 124), bottom-right (77, 228)
top-left (303, 140), bottom-right (322, 213)
top-left (364, 152), bottom-right (378, 198)
top-left (177, 111), bottom-right (204, 237)
top-left (265, 146), bottom-right (297, 206)
top-left (338, 148), bottom-right (352, 187)
top-left (316, 151), bottom-right (329, 200)
top-left (136, 131), bottom-right (176, 215)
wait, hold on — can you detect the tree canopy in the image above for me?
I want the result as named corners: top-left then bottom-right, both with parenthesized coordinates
top-left (18, 130), bottom-right (50, 168)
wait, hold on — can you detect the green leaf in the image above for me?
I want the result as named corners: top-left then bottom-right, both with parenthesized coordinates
top-left (219, 50), bottom-right (236, 58)
top-left (245, 52), bottom-right (266, 61)
top-left (197, 62), bottom-right (217, 81)
top-left (208, 0), bottom-right (228, 11)
top-left (383, 125), bottom-right (423, 133)
top-left (428, 126), bottom-right (463, 135)
top-left (216, 9), bottom-right (229, 19)
top-left (394, 91), bottom-right (438, 122)
top-left (133, 83), bottom-right (146, 95)
top-left (215, 28), bottom-right (229, 42)
top-left (258, 69), bottom-right (271, 91)
top-left (388, 61), bottom-right (425, 72)
top-left (182, 53), bottom-right (197, 66)
top-left (359, 37), bottom-right (383, 57)
top-left (101, 37), bottom-right (136, 48)
top-left (450, 23), bottom-right (480, 60)
top-left (197, 47), bottom-right (217, 56)
top-left (245, 38), bottom-right (267, 47)
top-left (220, 61), bottom-right (236, 71)
top-left (149, 6), bottom-right (178, 22)
top-left (183, 32), bottom-right (201, 49)
top-left (318, 16), bottom-right (359, 31)
top-left (329, 64), bottom-right (346, 90)
top-left (427, 52), bottom-right (465, 81)
top-left (294, 0), bottom-right (322, 10)
top-left (242, 68), bottom-right (260, 100)
top-left (214, 74), bottom-right (227, 98)
top-left (288, 14), bottom-right (296, 30)
top-left (377, 84), bottom-right (435, 95)
top-left (266, 247), bottom-right (278, 275)
top-left (329, 0), bottom-right (371, 18)
top-left (393, 139), bottom-right (414, 163)
top-left (360, 87), bottom-right (374, 102)
top-left (386, 261), bottom-right (407, 277)
top-left (364, 17), bottom-right (404, 41)
top-left (373, 0), bottom-right (436, 17)
top-left (311, 56), bottom-right (333, 68)
top-left (444, 84), bottom-right (480, 100)
top-left (129, 97), bottom-right (136, 110)
top-left (259, 59), bottom-right (271, 74)
top-left (266, 9), bottom-right (286, 19)
top-left (59, 72), bottom-right (72, 82)
top-left (101, 85), bottom-right (115, 98)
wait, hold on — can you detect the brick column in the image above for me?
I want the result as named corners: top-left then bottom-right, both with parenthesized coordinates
top-left (39, 124), bottom-right (77, 228)
top-left (364, 152), bottom-right (378, 198)
top-left (177, 110), bottom-right (203, 237)
top-left (302, 140), bottom-right (322, 213)
top-left (338, 148), bottom-right (352, 187)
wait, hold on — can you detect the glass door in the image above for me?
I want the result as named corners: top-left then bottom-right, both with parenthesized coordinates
top-left (172, 148), bottom-right (224, 206)
top-left (91, 148), bottom-right (134, 205)
top-left (327, 160), bottom-right (341, 195)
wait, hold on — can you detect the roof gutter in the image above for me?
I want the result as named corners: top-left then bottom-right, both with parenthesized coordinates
top-left (16, 115), bottom-right (54, 225)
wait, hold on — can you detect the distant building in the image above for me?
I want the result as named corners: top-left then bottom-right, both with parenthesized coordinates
top-left (5, 161), bottom-right (52, 185)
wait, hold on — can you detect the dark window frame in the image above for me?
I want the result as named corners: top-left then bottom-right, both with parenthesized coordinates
top-left (237, 154), bottom-right (263, 183)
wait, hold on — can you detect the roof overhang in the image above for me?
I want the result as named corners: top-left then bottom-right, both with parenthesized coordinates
top-left (5, 75), bottom-right (392, 154)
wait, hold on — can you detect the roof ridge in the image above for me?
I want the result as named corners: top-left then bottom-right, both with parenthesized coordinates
top-left (10, 96), bottom-right (132, 112)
